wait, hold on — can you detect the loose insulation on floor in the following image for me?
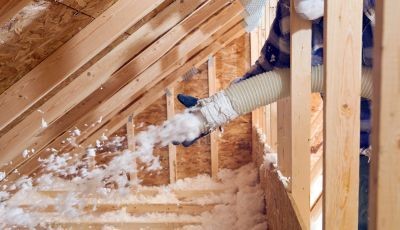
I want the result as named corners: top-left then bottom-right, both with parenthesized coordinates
top-left (0, 111), bottom-right (267, 229)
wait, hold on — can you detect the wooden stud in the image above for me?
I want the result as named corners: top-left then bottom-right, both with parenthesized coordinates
top-left (277, 98), bottom-right (291, 177)
top-left (208, 56), bottom-right (219, 179)
top-left (46, 222), bottom-right (201, 229)
top-left (0, 0), bottom-right (164, 131)
top-left (0, 0), bottom-right (239, 175)
top-left (166, 87), bottom-right (177, 183)
top-left (369, 0), bottom-right (400, 229)
top-left (0, 0), bottom-right (31, 26)
top-left (323, 0), bottom-right (363, 228)
top-left (126, 115), bottom-right (137, 183)
top-left (289, 1), bottom-right (311, 228)
top-left (127, 115), bottom-right (136, 151)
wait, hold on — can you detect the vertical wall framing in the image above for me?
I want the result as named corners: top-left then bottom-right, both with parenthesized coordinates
top-left (323, 0), bottom-right (363, 229)
top-left (208, 56), bottom-right (219, 179)
top-left (126, 115), bottom-right (138, 182)
top-left (166, 87), bottom-right (177, 183)
top-left (288, 0), bottom-right (312, 228)
top-left (369, 0), bottom-right (400, 229)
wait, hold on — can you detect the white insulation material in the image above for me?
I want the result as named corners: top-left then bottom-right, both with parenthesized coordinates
top-left (0, 108), bottom-right (267, 229)
top-left (1, 164), bottom-right (267, 229)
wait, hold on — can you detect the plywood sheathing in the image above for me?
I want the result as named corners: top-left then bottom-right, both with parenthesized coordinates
top-left (134, 96), bottom-right (169, 186)
top-left (0, 33), bottom-right (129, 137)
top-left (215, 34), bottom-right (252, 169)
top-left (175, 63), bottom-right (212, 179)
top-left (0, 0), bottom-right (92, 94)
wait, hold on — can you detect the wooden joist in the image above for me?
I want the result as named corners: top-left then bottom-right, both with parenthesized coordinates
top-left (37, 188), bottom-right (225, 201)
top-left (323, 0), bottom-right (363, 228)
top-left (0, 0), bottom-right (223, 176)
top-left (369, 0), bottom-right (400, 228)
top-left (0, 0), bottom-right (165, 131)
top-left (46, 221), bottom-right (201, 230)
top-left (20, 203), bottom-right (216, 215)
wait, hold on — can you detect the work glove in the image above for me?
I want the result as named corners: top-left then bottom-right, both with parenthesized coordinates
top-left (173, 94), bottom-right (210, 147)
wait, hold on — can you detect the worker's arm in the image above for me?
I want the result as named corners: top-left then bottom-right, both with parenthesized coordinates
top-left (176, 66), bottom-right (373, 146)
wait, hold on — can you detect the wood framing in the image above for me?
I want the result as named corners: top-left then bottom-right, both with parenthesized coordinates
top-left (0, 0), bottom-right (235, 176)
top-left (323, 0), bottom-right (363, 228)
top-left (166, 87), bottom-right (177, 183)
top-left (288, 1), bottom-right (311, 228)
top-left (369, 0), bottom-right (400, 229)
top-left (0, 21), bottom-right (245, 186)
top-left (127, 116), bottom-right (136, 151)
top-left (0, 0), bottom-right (164, 130)
top-left (82, 21), bottom-right (244, 148)
top-left (0, 0), bottom-right (207, 177)
top-left (55, 2), bottom-right (243, 150)
top-left (208, 56), bottom-right (219, 179)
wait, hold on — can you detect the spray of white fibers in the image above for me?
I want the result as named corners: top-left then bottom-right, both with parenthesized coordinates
top-left (0, 110), bottom-right (206, 228)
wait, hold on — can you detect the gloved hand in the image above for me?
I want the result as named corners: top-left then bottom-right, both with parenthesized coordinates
top-left (173, 94), bottom-right (210, 147)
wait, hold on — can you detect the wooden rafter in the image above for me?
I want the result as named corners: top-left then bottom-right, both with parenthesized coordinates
top-left (42, 2), bottom-right (243, 155)
top-left (0, 0), bottom-right (164, 131)
top-left (0, 17), bottom-right (245, 187)
top-left (79, 20), bottom-right (245, 151)
top-left (0, 0), bottom-right (220, 176)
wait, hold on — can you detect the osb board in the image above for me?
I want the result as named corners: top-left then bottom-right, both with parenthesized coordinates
top-left (260, 167), bottom-right (302, 230)
top-left (57, 0), bottom-right (119, 18)
top-left (133, 95), bottom-right (169, 186)
top-left (214, 34), bottom-right (252, 169)
top-left (0, 33), bottom-right (129, 137)
top-left (0, 0), bottom-right (92, 94)
top-left (174, 63), bottom-right (211, 179)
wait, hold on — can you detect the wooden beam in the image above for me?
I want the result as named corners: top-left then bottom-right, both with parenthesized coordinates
top-left (0, 0), bottom-right (233, 176)
top-left (4, 20), bottom-right (244, 186)
top-left (0, 0), bottom-right (207, 178)
top-left (127, 116), bottom-right (136, 151)
top-left (289, 0), bottom-right (311, 228)
top-left (0, 0), bottom-right (165, 131)
top-left (369, 0), bottom-right (400, 229)
top-left (38, 188), bottom-right (224, 200)
top-left (20, 203), bottom-right (216, 215)
top-left (126, 115), bottom-right (137, 182)
top-left (166, 87), bottom-right (177, 183)
top-left (80, 21), bottom-right (245, 154)
top-left (323, 0), bottom-right (363, 228)
top-left (208, 56), bottom-right (219, 179)
top-left (58, 2), bottom-right (243, 150)
top-left (46, 221), bottom-right (201, 230)
top-left (0, 0), bottom-right (31, 26)
top-left (277, 98), bottom-right (291, 177)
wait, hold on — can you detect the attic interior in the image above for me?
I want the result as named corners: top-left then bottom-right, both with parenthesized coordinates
top-left (0, 0), bottom-right (399, 229)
